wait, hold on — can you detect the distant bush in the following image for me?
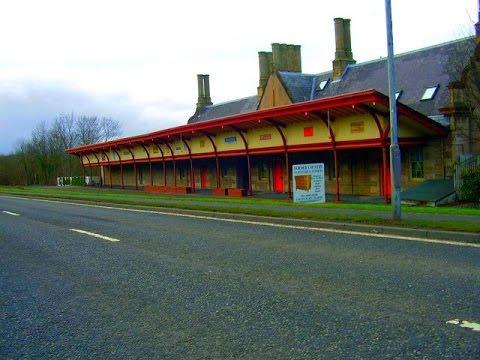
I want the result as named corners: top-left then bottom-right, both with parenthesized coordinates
top-left (71, 176), bottom-right (85, 186)
top-left (57, 176), bottom-right (85, 186)
top-left (460, 168), bottom-right (480, 201)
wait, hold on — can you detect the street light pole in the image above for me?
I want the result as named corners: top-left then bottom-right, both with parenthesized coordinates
top-left (384, 0), bottom-right (402, 220)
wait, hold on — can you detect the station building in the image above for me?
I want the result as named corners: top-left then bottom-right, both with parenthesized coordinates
top-left (67, 17), bottom-right (480, 202)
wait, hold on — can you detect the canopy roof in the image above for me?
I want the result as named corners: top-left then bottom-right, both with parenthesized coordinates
top-left (67, 89), bottom-right (447, 155)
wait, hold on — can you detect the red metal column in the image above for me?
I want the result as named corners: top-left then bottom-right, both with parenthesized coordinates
top-left (363, 105), bottom-right (390, 203)
top-left (201, 131), bottom-right (220, 188)
top-left (92, 153), bottom-right (102, 187)
top-left (268, 120), bottom-right (290, 198)
top-left (101, 150), bottom-right (113, 188)
top-left (333, 149), bottom-right (340, 202)
top-left (140, 143), bottom-right (153, 186)
top-left (112, 148), bottom-right (124, 189)
top-left (229, 126), bottom-right (251, 195)
top-left (84, 154), bottom-right (93, 185)
top-left (126, 147), bottom-right (138, 190)
top-left (182, 138), bottom-right (195, 192)
top-left (320, 116), bottom-right (340, 202)
top-left (152, 141), bottom-right (165, 186)
top-left (161, 140), bottom-right (176, 187)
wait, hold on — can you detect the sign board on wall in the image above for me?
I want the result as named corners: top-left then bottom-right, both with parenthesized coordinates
top-left (292, 163), bottom-right (325, 203)
top-left (225, 136), bottom-right (237, 144)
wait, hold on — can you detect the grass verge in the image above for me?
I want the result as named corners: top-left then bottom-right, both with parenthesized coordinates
top-left (0, 186), bottom-right (479, 235)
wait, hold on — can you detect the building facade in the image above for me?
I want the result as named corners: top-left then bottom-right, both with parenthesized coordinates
top-left (67, 17), bottom-right (480, 202)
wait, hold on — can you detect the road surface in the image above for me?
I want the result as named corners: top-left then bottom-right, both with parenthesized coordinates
top-left (1, 196), bottom-right (479, 358)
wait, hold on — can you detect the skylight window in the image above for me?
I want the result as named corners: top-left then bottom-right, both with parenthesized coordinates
top-left (395, 90), bottom-right (403, 101)
top-left (421, 86), bottom-right (439, 101)
top-left (318, 79), bottom-right (330, 91)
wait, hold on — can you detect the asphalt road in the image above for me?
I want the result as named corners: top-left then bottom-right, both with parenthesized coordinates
top-left (0, 196), bottom-right (479, 359)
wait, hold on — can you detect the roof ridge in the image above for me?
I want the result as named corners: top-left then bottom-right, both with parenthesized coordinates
top-left (281, 35), bottom-right (475, 78)
top-left (348, 35), bottom-right (475, 68)
top-left (205, 95), bottom-right (258, 108)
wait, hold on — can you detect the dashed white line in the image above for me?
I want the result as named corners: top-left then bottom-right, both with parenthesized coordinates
top-left (446, 319), bottom-right (480, 332)
top-left (2, 210), bottom-right (19, 216)
top-left (460, 320), bottom-right (480, 332)
top-left (70, 228), bottom-right (120, 242)
top-left (1, 195), bottom-right (479, 249)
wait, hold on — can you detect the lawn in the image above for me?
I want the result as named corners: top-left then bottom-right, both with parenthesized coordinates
top-left (1, 185), bottom-right (479, 234)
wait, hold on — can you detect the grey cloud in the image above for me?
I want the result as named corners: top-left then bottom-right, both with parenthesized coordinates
top-left (0, 80), bottom-right (191, 154)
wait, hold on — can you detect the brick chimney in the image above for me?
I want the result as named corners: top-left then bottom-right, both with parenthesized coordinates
top-left (196, 74), bottom-right (213, 111)
top-left (271, 43), bottom-right (302, 72)
top-left (257, 51), bottom-right (273, 97)
top-left (257, 44), bottom-right (301, 97)
top-left (332, 18), bottom-right (356, 78)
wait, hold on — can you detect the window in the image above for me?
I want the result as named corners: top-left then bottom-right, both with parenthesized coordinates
top-left (410, 148), bottom-right (424, 179)
top-left (329, 154), bottom-right (340, 179)
top-left (257, 162), bottom-right (269, 180)
top-left (395, 90), bottom-right (403, 101)
top-left (139, 168), bottom-right (144, 185)
top-left (222, 166), bottom-right (228, 177)
top-left (318, 79), bottom-right (330, 91)
top-left (421, 86), bottom-right (439, 101)
top-left (179, 167), bottom-right (185, 179)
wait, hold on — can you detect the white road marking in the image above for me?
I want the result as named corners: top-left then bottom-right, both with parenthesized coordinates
top-left (446, 319), bottom-right (480, 332)
top-left (70, 228), bottom-right (120, 242)
top-left (1, 195), bottom-right (480, 249)
top-left (460, 320), bottom-right (480, 332)
top-left (2, 210), bottom-right (19, 216)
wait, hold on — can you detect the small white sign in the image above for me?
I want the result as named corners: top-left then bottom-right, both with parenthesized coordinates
top-left (292, 163), bottom-right (325, 203)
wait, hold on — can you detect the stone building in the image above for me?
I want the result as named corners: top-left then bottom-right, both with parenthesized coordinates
top-left (68, 16), bottom-right (480, 202)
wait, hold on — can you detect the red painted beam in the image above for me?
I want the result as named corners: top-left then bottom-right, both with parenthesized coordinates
top-left (68, 89), bottom-right (445, 155)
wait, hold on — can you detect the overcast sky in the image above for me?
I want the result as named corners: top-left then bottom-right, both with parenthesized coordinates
top-left (0, 0), bottom-right (477, 154)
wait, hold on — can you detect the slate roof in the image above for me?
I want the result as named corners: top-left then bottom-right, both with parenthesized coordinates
top-left (280, 36), bottom-right (476, 120)
top-left (189, 36), bottom-right (475, 124)
top-left (188, 96), bottom-right (259, 124)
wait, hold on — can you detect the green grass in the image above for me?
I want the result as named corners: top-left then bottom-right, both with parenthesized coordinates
top-left (1, 185), bottom-right (479, 234)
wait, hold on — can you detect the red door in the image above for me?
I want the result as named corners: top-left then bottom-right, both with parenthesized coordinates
top-left (200, 167), bottom-right (208, 189)
top-left (384, 165), bottom-right (391, 196)
top-left (273, 160), bottom-right (284, 192)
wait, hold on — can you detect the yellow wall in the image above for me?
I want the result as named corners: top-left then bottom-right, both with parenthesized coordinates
top-left (190, 136), bottom-right (215, 154)
top-left (81, 114), bottom-right (431, 165)
top-left (258, 73), bottom-right (292, 109)
top-left (333, 114), bottom-right (381, 142)
top-left (285, 121), bottom-right (331, 145)
top-left (216, 131), bottom-right (245, 152)
top-left (247, 126), bottom-right (284, 148)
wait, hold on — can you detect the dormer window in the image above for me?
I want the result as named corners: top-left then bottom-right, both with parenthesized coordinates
top-left (318, 79), bottom-right (330, 91)
top-left (421, 86), bottom-right (439, 101)
top-left (395, 90), bottom-right (403, 101)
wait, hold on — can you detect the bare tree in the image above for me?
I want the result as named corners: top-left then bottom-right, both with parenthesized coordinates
top-left (0, 113), bottom-right (122, 185)
top-left (76, 115), bottom-right (102, 145)
top-left (15, 139), bottom-right (34, 185)
top-left (30, 121), bottom-right (54, 184)
top-left (51, 113), bottom-right (79, 175)
top-left (100, 117), bottom-right (121, 142)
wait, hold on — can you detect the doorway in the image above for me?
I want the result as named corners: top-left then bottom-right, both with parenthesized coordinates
top-left (200, 167), bottom-right (208, 189)
top-left (273, 160), bottom-right (284, 192)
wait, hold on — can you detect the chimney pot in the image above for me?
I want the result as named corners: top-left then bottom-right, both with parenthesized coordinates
top-left (333, 18), bottom-right (356, 79)
top-left (196, 74), bottom-right (212, 111)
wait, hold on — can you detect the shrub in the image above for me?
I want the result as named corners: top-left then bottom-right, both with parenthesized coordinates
top-left (460, 168), bottom-right (480, 201)
top-left (71, 176), bottom-right (85, 186)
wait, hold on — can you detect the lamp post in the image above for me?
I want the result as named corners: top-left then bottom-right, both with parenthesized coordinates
top-left (385, 0), bottom-right (402, 220)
